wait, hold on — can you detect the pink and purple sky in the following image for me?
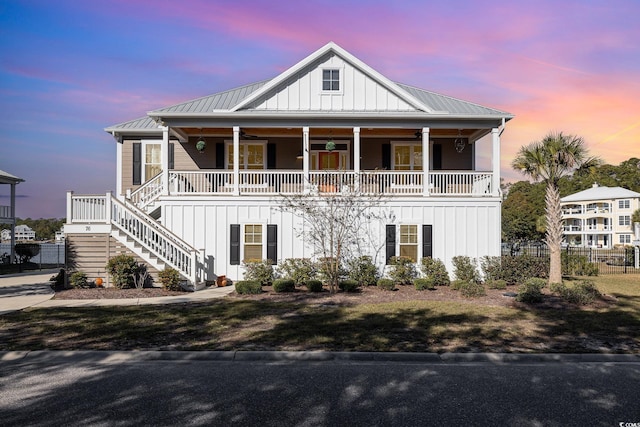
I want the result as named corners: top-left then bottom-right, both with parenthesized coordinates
top-left (1, 0), bottom-right (639, 218)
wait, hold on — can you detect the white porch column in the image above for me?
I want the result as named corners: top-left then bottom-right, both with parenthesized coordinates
top-left (422, 127), bottom-right (430, 196)
top-left (302, 126), bottom-right (310, 193)
top-left (116, 138), bottom-right (123, 200)
top-left (233, 126), bottom-right (240, 195)
top-left (161, 126), bottom-right (170, 195)
top-left (353, 127), bottom-right (360, 191)
top-left (491, 128), bottom-right (500, 197)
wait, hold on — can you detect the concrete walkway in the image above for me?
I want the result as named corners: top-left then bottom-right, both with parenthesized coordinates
top-left (0, 271), bottom-right (234, 314)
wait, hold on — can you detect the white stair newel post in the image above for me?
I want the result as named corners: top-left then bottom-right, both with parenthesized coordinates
top-left (66, 191), bottom-right (74, 224)
top-left (190, 250), bottom-right (198, 286)
top-left (199, 248), bottom-right (206, 282)
top-left (105, 192), bottom-right (112, 225)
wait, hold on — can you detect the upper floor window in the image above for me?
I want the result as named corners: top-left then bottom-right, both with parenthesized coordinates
top-left (619, 215), bottom-right (630, 226)
top-left (322, 69), bottom-right (340, 91)
top-left (619, 200), bottom-right (630, 209)
top-left (144, 143), bottom-right (161, 181)
top-left (619, 234), bottom-right (631, 244)
top-left (227, 143), bottom-right (266, 170)
top-left (393, 144), bottom-right (423, 171)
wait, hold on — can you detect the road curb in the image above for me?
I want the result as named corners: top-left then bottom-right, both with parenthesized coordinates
top-left (2, 350), bottom-right (639, 364)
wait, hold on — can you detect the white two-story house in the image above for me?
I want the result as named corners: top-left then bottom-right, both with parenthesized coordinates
top-left (64, 42), bottom-right (512, 288)
top-left (561, 184), bottom-right (640, 248)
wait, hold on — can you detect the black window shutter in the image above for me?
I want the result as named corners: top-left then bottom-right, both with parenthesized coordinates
top-left (216, 143), bottom-right (225, 169)
top-left (168, 143), bottom-right (175, 170)
top-left (266, 224), bottom-right (277, 264)
top-left (133, 142), bottom-right (141, 185)
top-left (422, 225), bottom-right (433, 259)
top-left (385, 224), bottom-right (396, 264)
top-left (433, 144), bottom-right (442, 170)
top-left (382, 144), bottom-right (391, 169)
top-left (267, 144), bottom-right (276, 169)
top-left (230, 224), bottom-right (240, 265)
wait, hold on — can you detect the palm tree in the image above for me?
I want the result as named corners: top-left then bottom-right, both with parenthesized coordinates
top-left (511, 132), bottom-right (600, 284)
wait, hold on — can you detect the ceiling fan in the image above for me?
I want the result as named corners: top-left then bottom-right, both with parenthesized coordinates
top-left (240, 130), bottom-right (259, 139)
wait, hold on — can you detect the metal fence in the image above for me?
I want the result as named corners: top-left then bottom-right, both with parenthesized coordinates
top-left (502, 243), bottom-right (640, 275)
top-left (0, 242), bottom-right (65, 274)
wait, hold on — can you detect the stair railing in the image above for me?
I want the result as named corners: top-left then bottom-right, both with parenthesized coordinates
top-left (109, 193), bottom-right (201, 286)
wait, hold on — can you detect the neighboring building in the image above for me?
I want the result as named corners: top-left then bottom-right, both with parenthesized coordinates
top-left (55, 227), bottom-right (65, 243)
top-left (1, 224), bottom-right (36, 241)
top-left (65, 42), bottom-right (513, 288)
top-left (561, 184), bottom-right (640, 248)
top-left (0, 169), bottom-right (24, 263)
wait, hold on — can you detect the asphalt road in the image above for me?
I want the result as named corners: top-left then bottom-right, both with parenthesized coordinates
top-left (1, 353), bottom-right (639, 426)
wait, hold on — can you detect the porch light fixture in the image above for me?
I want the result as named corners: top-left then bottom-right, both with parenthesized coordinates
top-left (296, 151), bottom-right (304, 160)
top-left (325, 137), bottom-right (336, 152)
top-left (454, 130), bottom-right (466, 153)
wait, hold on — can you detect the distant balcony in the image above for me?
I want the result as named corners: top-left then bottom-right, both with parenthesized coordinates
top-left (563, 225), bottom-right (582, 232)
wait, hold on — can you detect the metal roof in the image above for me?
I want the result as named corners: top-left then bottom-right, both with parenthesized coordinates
top-left (107, 42), bottom-right (512, 132)
top-left (0, 169), bottom-right (24, 184)
top-left (561, 185), bottom-right (640, 202)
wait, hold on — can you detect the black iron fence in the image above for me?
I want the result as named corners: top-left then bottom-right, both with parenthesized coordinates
top-left (0, 242), bottom-right (65, 274)
top-left (502, 243), bottom-right (640, 275)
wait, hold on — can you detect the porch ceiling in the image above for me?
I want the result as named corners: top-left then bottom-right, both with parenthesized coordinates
top-left (179, 127), bottom-right (481, 139)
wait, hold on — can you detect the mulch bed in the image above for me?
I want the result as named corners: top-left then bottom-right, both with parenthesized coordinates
top-left (52, 287), bottom-right (187, 300)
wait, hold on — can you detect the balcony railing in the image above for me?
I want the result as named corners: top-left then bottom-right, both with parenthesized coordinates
top-left (0, 205), bottom-right (11, 219)
top-left (163, 170), bottom-right (494, 197)
top-left (563, 225), bottom-right (582, 232)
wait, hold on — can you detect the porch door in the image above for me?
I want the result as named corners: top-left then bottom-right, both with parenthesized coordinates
top-left (319, 152), bottom-right (340, 170)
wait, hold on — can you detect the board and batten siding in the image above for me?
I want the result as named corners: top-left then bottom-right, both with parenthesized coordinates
top-left (248, 54), bottom-right (418, 112)
top-left (159, 197), bottom-right (500, 281)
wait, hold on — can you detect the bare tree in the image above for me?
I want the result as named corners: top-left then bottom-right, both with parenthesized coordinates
top-left (279, 186), bottom-right (391, 293)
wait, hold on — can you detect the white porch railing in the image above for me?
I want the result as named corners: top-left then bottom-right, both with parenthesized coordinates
top-left (67, 192), bottom-right (201, 286)
top-left (129, 172), bottom-right (164, 209)
top-left (0, 205), bottom-right (11, 219)
top-left (158, 170), bottom-right (494, 197)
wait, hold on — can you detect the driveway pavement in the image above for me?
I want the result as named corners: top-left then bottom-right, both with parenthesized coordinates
top-left (0, 271), bottom-right (234, 314)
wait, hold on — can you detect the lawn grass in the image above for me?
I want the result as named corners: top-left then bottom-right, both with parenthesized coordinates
top-left (0, 275), bottom-right (638, 353)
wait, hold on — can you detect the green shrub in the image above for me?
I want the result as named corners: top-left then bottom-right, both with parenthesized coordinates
top-left (460, 281), bottom-right (486, 297)
top-left (304, 280), bottom-right (323, 293)
top-left (316, 257), bottom-right (347, 285)
top-left (486, 279), bottom-right (507, 290)
top-left (516, 279), bottom-right (545, 303)
top-left (562, 253), bottom-right (599, 276)
top-left (278, 258), bottom-right (316, 285)
top-left (242, 259), bottom-right (275, 285)
top-left (414, 277), bottom-right (435, 291)
top-left (387, 256), bottom-right (417, 285)
top-left (338, 279), bottom-right (360, 292)
top-left (69, 271), bottom-right (89, 288)
top-left (106, 254), bottom-right (140, 289)
top-left (158, 267), bottom-right (182, 291)
top-left (450, 279), bottom-right (466, 291)
top-left (347, 256), bottom-right (380, 286)
top-left (273, 278), bottom-right (295, 293)
top-left (15, 243), bottom-right (40, 263)
top-left (480, 256), bottom-right (502, 282)
top-left (377, 278), bottom-right (396, 291)
top-left (235, 280), bottom-right (262, 295)
top-left (549, 282), bottom-right (566, 294)
top-left (420, 257), bottom-right (450, 286)
top-left (498, 255), bottom-right (549, 285)
top-left (451, 256), bottom-right (480, 283)
top-left (561, 280), bottom-right (601, 305)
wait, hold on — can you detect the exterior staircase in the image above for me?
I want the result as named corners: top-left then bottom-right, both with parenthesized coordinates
top-left (67, 173), bottom-right (206, 291)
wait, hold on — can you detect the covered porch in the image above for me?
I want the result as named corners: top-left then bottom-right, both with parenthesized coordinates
top-left (121, 124), bottom-right (503, 201)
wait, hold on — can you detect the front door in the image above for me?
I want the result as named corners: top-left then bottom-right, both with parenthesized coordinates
top-left (319, 152), bottom-right (340, 170)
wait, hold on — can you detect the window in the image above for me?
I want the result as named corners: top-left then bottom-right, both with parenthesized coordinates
top-left (227, 143), bottom-right (266, 169)
top-left (619, 216), bottom-right (631, 226)
top-left (619, 200), bottom-right (630, 209)
top-left (144, 143), bottom-right (161, 181)
top-left (399, 224), bottom-right (418, 261)
top-left (322, 69), bottom-right (340, 91)
top-left (619, 235), bottom-right (631, 244)
top-left (392, 144), bottom-right (422, 170)
top-left (243, 224), bottom-right (263, 261)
